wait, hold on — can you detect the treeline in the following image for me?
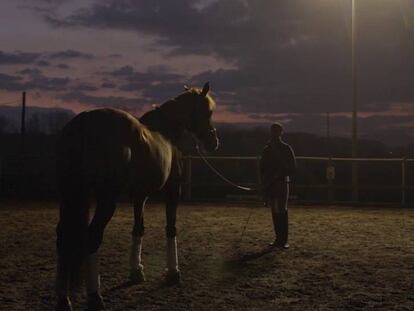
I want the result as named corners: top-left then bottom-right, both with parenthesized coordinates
top-left (0, 106), bottom-right (74, 135)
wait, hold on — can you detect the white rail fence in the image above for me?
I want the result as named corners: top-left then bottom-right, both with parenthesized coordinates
top-left (182, 156), bottom-right (414, 205)
top-left (0, 155), bottom-right (413, 205)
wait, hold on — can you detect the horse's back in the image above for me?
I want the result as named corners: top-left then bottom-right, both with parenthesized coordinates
top-left (57, 108), bottom-right (172, 195)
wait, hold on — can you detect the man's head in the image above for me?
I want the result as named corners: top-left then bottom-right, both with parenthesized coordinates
top-left (270, 122), bottom-right (283, 140)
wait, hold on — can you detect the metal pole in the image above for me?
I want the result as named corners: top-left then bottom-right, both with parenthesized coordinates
top-left (401, 157), bottom-right (406, 205)
top-left (256, 156), bottom-right (262, 184)
top-left (327, 112), bottom-right (333, 203)
top-left (21, 91), bottom-right (26, 154)
top-left (327, 112), bottom-right (331, 155)
top-left (351, 0), bottom-right (359, 202)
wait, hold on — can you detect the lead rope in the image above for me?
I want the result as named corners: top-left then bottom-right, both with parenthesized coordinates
top-left (194, 144), bottom-right (256, 191)
top-left (194, 143), bottom-right (260, 251)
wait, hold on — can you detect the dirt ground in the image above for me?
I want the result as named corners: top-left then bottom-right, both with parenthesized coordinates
top-left (0, 201), bottom-right (413, 311)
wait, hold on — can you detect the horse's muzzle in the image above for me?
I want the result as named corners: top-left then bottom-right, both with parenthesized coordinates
top-left (201, 128), bottom-right (219, 152)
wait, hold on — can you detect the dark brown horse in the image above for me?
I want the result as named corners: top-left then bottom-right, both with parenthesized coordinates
top-left (55, 83), bottom-right (218, 311)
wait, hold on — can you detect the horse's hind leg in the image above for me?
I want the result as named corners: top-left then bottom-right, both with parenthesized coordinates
top-left (164, 181), bottom-right (181, 285)
top-left (56, 222), bottom-right (72, 311)
top-left (129, 196), bottom-right (148, 283)
top-left (56, 191), bottom-right (89, 311)
top-left (56, 226), bottom-right (74, 311)
top-left (85, 193), bottom-right (117, 311)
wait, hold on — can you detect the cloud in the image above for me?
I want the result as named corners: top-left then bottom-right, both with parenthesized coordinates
top-left (0, 50), bottom-right (95, 67)
top-left (47, 49), bottom-right (94, 60)
top-left (36, 60), bottom-right (51, 67)
top-left (141, 82), bottom-right (189, 102)
top-left (18, 68), bottom-right (43, 76)
top-left (106, 65), bottom-right (182, 81)
top-left (7, 69), bottom-right (102, 93)
top-left (59, 91), bottom-right (147, 109)
top-left (0, 51), bottom-right (41, 64)
top-left (100, 65), bottom-right (186, 100)
top-left (108, 53), bottom-right (122, 58)
top-left (101, 81), bottom-right (116, 88)
top-left (27, 74), bottom-right (70, 90)
top-left (0, 71), bottom-right (70, 91)
top-left (18, 0), bottom-right (77, 16)
top-left (71, 83), bottom-right (98, 92)
top-left (42, 0), bottom-right (414, 115)
top-left (108, 65), bottom-right (134, 76)
top-left (56, 63), bottom-right (70, 69)
top-left (0, 73), bottom-right (25, 91)
top-left (30, 0), bottom-right (70, 3)
top-left (42, 0), bottom-right (248, 57)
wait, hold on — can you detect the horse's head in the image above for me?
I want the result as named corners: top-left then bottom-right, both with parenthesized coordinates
top-left (177, 82), bottom-right (219, 152)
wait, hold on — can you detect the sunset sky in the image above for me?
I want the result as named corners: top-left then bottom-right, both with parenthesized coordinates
top-left (1, 0), bottom-right (414, 143)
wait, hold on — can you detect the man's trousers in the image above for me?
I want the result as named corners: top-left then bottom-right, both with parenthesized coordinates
top-left (268, 180), bottom-right (289, 246)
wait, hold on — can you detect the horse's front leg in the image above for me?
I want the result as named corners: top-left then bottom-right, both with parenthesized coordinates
top-left (129, 196), bottom-right (147, 283)
top-left (165, 181), bottom-right (181, 285)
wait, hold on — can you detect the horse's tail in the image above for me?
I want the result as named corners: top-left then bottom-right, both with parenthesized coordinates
top-left (56, 193), bottom-right (90, 290)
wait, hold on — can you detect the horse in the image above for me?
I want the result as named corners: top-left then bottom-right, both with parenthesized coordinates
top-left (55, 82), bottom-right (219, 311)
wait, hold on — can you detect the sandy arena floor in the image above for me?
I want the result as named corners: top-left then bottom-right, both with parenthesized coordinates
top-left (0, 201), bottom-right (413, 311)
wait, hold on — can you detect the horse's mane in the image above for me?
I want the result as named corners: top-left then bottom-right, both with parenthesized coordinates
top-left (139, 88), bottom-right (215, 143)
top-left (139, 99), bottom-right (183, 143)
top-left (173, 88), bottom-right (216, 110)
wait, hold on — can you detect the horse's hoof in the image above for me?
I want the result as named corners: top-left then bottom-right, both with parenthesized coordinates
top-left (87, 292), bottom-right (105, 311)
top-left (55, 296), bottom-right (73, 311)
top-left (165, 269), bottom-right (181, 286)
top-left (129, 267), bottom-right (146, 284)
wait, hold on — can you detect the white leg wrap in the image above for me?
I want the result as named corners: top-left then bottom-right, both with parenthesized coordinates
top-left (167, 237), bottom-right (179, 272)
top-left (130, 235), bottom-right (144, 271)
top-left (85, 253), bottom-right (100, 294)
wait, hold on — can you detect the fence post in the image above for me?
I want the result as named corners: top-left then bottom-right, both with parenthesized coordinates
top-left (256, 156), bottom-right (261, 189)
top-left (351, 158), bottom-right (359, 202)
top-left (184, 156), bottom-right (192, 201)
top-left (327, 158), bottom-right (334, 204)
top-left (401, 157), bottom-right (406, 206)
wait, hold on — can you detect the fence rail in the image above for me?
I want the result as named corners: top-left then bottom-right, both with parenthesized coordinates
top-left (183, 155), bottom-right (413, 205)
top-left (0, 155), bottom-right (413, 205)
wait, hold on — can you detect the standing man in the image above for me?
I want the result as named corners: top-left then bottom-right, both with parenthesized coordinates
top-left (260, 123), bottom-right (296, 249)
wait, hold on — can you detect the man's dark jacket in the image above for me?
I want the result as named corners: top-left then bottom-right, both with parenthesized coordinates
top-left (260, 140), bottom-right (296, 192)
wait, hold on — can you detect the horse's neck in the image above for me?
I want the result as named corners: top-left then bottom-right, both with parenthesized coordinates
top-left (139, 105), bottom-right (184, 144)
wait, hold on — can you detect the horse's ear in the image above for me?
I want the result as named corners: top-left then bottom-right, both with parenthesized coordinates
top-left (184, 85), bottom-right (190, 91)
top-left (201, 82), bottom-right (210, 97)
